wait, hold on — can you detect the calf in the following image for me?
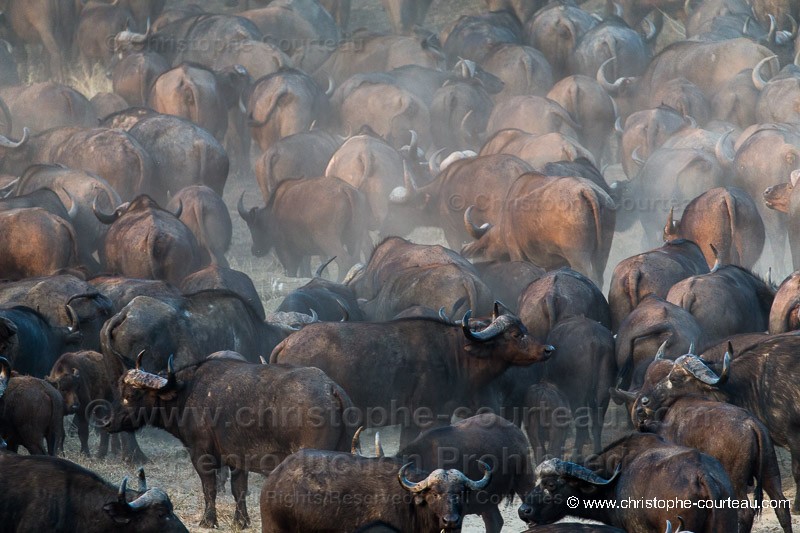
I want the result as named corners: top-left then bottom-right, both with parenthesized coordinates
top-left (0, 357), bottom-right (64, 455)
top-left (0, 452), bottom-right (187, 532)
top-left (397, 412), bottom-right (534, 533)
top-left (525, 381), bottom-right (570, 463)
top-left (259, 448), bottom-right (491, 532)
top-left (46, 350), bottom-right (119, 458)
top-left (106, 353), bottom-right (355, 529)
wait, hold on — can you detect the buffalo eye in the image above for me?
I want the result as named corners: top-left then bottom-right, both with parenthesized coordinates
top-left (511, 330), bottom-right (522, 339)
top-left (543, 479), bottom-right (557, 492)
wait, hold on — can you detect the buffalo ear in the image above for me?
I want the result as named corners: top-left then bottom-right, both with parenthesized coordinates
top-left (413, 494), bottom-right (426, 506)
top-left (103, 502), bottom-right (133, 524)
top-left (0, 318), bottom-right (17, 339)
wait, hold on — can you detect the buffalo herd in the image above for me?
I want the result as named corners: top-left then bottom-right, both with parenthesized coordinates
top-left (0, 0), bottom-right (799, 531)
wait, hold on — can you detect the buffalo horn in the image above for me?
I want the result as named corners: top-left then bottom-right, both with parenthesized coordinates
top-left (664, 206), bottom-right (677, 237)
top-left (135, 350), bottom-right (145, 370)
top-left (614, 116), bottom-right (624, 135)
top-left (315, 256), bottom-right (336, 278)
top-left (751, 55), bottom-right (778, 91)
top-left (399, 462), bottom-right (426, 492)
top-left (428, 147), bottom-right (446, 175)
top-left (710, 243), bottom-right (720, 272)
top-left (325, 76), bottom-right (334, 97)
top-left (237, 192), bottom-right (256, 222)
top-left (714, 129), bottom-right (734, 171)
top-left (351, 426), bottom-right (364, 455)
top-left (540, 458), bottom-right (620, 485)
top-left (631, 146), bottom-right (645, 166)
top-left (464, 205), bottom-right (491, 239)
top-left (678, 355), bottom-right (726, 385)
top-left (60, 187), bottom-right (79, 219)
top-left (172, 199), bottom-right (182, 219)
top-left (137, 468), bottom-right (147, 492)
top-left (462, 310), bottom-right (514, 342)
top-left (166, 354), bottom-right (176, 387)
top-left (92, 194), bottom-right (120, 225)
top-left (375, 432), bottom-right (384, 458)
top-left (790, 169), bottom-right (800, 187)
top-left (654, 340), bottom-right (667, 360)
top-left (65, 304), bottom-right (80, 332)
top-left (642, 16), bottom-right (657, 43)
top-left (118, 477), bottom-right (128, 503)
top-left (596, 57), bottom-right (629, 94)
top-left (465, 460), bottom-right (492, 490)
top-left (408, 129), bottom-right (418, 157)
top-left (687, 341), bottom-right (695, 355)
top-left (128, 488), bottom-right (170, 510)
top-left (0, 127), bottom-right (28, 149)
top-left (259, 356), bottom-right (267, 364)
top-left (766, 14), bottom-right (776, 44)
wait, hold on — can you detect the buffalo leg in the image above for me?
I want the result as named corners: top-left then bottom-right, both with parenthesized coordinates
top-left (481, 506), bottom-right (503, 533)
top-left (762, 453), bottom-right (793, 531)
top-left (97, 429), bottom-right (110, 459)
top-left (75, 412), bottom-right (91, 456)
top-left (121, 432), bottom-right (148, 464)
top-left (192, 454), bottom-right (219, 528)
top-left (231, 468), bottom-right (251, 528)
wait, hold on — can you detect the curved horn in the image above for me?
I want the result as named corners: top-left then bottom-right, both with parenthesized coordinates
top-left (464, 205), bottom-right (491, 240)
top-left (166, 354), bottom-right (176, 388)
top-left (714, 129), bottom-right (734, 171)
top-left (543, 459), bottom-right (620, 485)
top-left (351, 426), bottom-right (364, 455)
top-left (137, 468), bottom-right (147, 492)
top-left (315, 256), bottom-right (336, 278)
top-left (388, 161), bottom-right (418, 204)
top-left (709, 243), bottom-right (720, 272)
top-left (642, 16), bottom-right (657, 43)
top-left (128, 488), bottom-right (170, 510)
top-left (654, 340), bottom-right (667, 360)
top-left (678, 355), bottom-right (725, 385)
top-left (118, 477), bottom-right (129, 504)
top-left (92, 194), bottom-right (120, 225)
top-left (791, 169), bottom-right (800, 187)
top-left (60, 187), bottom-right (78, 219)
top-left (631, 146), bottom-right (646, 166)
top-left (259, 356), bottom-right (267, 364)
top-left (462, 311), bottom-right (514, 342)
top-left (718, 347), bottom-right (731, 385)
top-left (399, 462), bottom-right (427, 493)
top-left (439, 306), bottom-right (451, 322)
top-left (65, 304), bottom-right (80, 332)
top-left (408, 130), bottom-right (418, 157)
top-left (596, 57), bottom-right (630, 94)
top-left (687, 341), bottom-right (695, 355)
top-left (684, 0), bottom-right (694, 16)
top-left (751, 55), bottom-right (778, 91)
top-left (614, 116), bottom-right (624, 135)
top-left (374, 432), bottom-right (384, 457)
top-left (664, 206), bottom-right (677, 238)
top-left (325, 76), bottom-right (334, 97)
top-left (172, 199), bottom-right (182, 219)
top-left (0, 356), bottom-right (10, 398)
top-left (237, 192), bottom-right (256, 222)
top-left (766, 14), bottom-right (776, 44)
top-left (464, 460), bottom-right (492, 490)
top-left (0, 127), bottom-right (29, 149)
top-left (460, 109), bottom-right (475, 139)
top-left (135, 349), bottom-right (145, 370)
top-left (665, 520), bottom-right (674, 533)
top-left (428, 147), bottom-right (446, 175)
top-left (334, 296), bottom-right (350, 322)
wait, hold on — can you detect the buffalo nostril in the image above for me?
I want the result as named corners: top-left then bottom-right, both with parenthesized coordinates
top-left (518, 504), bottom-right (533, 519)
top-left (544, 345), bottom-right (555, 355)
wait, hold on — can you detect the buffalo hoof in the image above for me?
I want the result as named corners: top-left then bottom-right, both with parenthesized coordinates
top-left (234, 515), bottom-right (251, 529)
top-left (198, 515), bottom-right (218, 529)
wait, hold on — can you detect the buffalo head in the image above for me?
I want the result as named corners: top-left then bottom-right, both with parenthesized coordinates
top-left (460, 302), bottom-right (554, 363)
top-left (398, 460), bottom-right (491, 530)
top-left (106, 352), bottom-right (179, 432)
top-left (518, 458), bottom-right (620, 525)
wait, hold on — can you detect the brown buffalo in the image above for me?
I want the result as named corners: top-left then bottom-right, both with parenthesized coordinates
top-left (664, 187), bottom-right (765, 269)
top-left (0, 208), bottom-right (79, 279)
top-left (462, 172), bottom-right (615, 286)
top-left (769, 270), bottom-right (800, 334)
top-left (94, 195), bottom-right (202, 285)
top-left (180, 265), bottom-right (265, 321)
top-left (0, 357), bottom-right (64, 456)
top-left (238, 176), bottom-right (369, 280)
top-left (166, 186), bottom-right (231, 268)
top-left (608, 239), bottom-right (709, 331)
top-left (111, 52), bottom-right (170, 107)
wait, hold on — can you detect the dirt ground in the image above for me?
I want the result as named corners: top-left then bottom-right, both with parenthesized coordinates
top-left (35, 0), bottom-right (799, 532)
